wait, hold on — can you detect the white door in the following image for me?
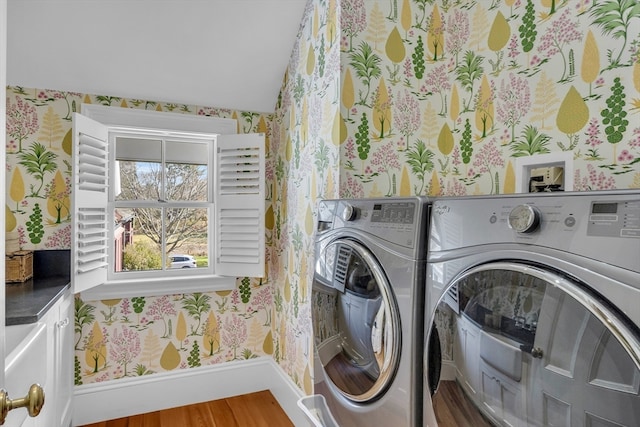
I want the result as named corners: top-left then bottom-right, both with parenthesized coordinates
top-left (529, 282), bottom-right (640, 426)
top-left (1, 0), bottom-right (8, 399)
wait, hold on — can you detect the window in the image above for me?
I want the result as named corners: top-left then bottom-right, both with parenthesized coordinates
top-left (71, 105), bottom-right (265, 298)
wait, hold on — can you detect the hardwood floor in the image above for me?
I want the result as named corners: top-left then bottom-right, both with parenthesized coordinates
top-left (79, 390), bottom-right (294, 427)
top-left (432, 380), bottom-right (491, 427)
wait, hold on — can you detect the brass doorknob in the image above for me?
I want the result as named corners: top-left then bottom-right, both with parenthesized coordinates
top-left (0, 384), bottom-right (45, 424)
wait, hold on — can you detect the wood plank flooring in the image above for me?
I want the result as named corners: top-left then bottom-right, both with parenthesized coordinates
top-left (79, 390), bottom-right (294, 427)
top-left (432, 380), bottom-right (491, 427)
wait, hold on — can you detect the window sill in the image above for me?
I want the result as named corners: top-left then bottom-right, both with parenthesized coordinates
top-left (77, 274), bottom-right (237, 300)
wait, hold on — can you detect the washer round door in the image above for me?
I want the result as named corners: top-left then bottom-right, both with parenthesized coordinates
top-left (426, 262), bottom-right (640, 426)
top-left (312, 239), bottom-right (401, 403)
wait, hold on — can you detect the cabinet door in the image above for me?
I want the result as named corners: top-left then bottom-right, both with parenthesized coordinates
top-left (480, 361), bottom-right (525, 427)
top-left (454, 316), bottom-right (480, 397)
top-left (54, 293), bottom-right (74, 427)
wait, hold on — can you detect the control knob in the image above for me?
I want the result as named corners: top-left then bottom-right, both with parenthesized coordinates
top-left (508, 204), bottom-right (541, 233)
top-left (341, 204), bottom-right (359, 221)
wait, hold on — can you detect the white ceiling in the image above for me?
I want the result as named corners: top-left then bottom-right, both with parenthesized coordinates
top-left (7, 0), bottom-right (308, 113)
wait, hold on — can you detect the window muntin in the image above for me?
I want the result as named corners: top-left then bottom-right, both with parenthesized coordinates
top-left (111, 131), bottom-right (213, 277)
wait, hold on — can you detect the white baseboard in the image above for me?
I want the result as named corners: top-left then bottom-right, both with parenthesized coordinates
top-left (73, 357), bottom-right (310, 426)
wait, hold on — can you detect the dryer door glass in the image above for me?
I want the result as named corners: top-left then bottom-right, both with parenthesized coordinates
top-left (312, 239), bottom-right (400, 403)
top-left (426, 262), bottom-right (640, 427)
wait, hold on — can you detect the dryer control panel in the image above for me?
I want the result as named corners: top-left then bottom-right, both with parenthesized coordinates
top-left (587, 200), bottom-right (640, 238)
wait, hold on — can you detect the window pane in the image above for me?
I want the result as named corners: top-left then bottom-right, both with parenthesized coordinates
top-left (115, 160), bottom-right (162, 202)
top-left (115, 207), bottom-right (163, 272)
top-left (165, 208), bottom-right (209, 269)
top-left (165, 163), bottom-right (208, 202)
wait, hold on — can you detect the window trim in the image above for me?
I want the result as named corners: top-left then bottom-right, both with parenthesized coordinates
top-left (73, 105), bottom-right (264, 299)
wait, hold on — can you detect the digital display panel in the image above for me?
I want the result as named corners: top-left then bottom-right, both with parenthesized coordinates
top-left (592, 202), bottom-right (618, 214)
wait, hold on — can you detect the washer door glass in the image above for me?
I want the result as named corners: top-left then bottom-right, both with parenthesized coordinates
top-left (427, 262), bottom-right (640, 427)
top-left (312, 239), bottom-right (400, 403)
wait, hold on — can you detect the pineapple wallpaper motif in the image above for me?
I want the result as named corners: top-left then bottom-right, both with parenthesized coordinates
top-left (5, 0), bottom-right (640, 394)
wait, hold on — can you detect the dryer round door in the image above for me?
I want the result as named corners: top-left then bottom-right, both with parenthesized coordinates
top-left (426, 262), bottom-right (640, 427)
top-left (312, 239), bottom-right (401, 403)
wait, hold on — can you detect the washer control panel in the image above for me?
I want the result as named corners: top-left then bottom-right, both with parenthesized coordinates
top-left (587, 199), bottom-right (640, 238)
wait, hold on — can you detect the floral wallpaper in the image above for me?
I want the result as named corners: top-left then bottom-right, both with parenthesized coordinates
top-left (6, 0), bottom-right (640, 396)
top-left (4, 88), bottom-right (279, 385)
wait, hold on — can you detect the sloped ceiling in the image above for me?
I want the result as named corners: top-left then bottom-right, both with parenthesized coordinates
top-left (7, 0), bottom-right (307, 113)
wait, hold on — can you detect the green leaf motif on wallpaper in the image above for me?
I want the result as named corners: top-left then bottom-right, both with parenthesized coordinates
top-left (456, 51), bottom-right (485, 112)
top-left (510, 125), bottom-right (552, 157)
top-left (26, 203), bottom-right (45, 244)
top-left (601, 77), bottom-right (629, 151)
top-left (460, 118), bottom-right (473, 165)
top-left (182, 293), bottom-right (212, 336)
top-left (75, 297), bottom-right (96, 350)
top-left (590, 0), bottom-right (640, 69)
top-left (519, 0), bottom-right (537, 53)
top-left (349, 41), bottom-right (382, 106)
top-left (188, 341), bottom-right (202, 368)
top-left (240, 277), bottom-right (252, 304)
top-left (355, 112), bottom-right (372, 160)
top-left (405, 139), bottom-right (434, 196)
top-left (18, 142), bottom-right (58, 198)
top-left (412, 35), bottom-right (426, 79)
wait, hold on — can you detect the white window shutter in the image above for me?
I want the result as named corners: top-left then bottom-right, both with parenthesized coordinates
top-left (215, 133), bottom-right (265, 278)
top-left (72, 113), bottom-right (109, 293)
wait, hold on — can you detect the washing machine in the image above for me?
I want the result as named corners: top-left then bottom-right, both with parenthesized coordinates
top-left (424, 190), bottom-right (640, 426)
top-left (310, 197), bottom-right (431, 427)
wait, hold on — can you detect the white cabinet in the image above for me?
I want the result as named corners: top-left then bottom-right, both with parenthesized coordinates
top-left (38, 289), bottom-right (73, 427)
top-left (479, 360), bottom-right (527, 427)
top-left (453, 315), bottom-right (480, 397)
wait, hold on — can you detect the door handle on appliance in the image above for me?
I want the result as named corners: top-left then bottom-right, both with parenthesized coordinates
top-left (531, 347), bottom-right (544, 359)
top-left (0, 384), bottom-right (45, 423)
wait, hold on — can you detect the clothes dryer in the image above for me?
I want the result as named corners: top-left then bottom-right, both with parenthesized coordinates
top-left (424, 191), bottom-right (640, 426)
top-left (311, 197), bottom-right (431, 427)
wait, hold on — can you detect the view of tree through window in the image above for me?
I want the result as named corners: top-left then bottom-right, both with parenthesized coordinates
top-left (113, 135), bottom-right (211, 272)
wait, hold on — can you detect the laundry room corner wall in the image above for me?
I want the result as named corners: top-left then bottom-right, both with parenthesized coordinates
top-left (269, 0), bottom-right (640, 393)
top-left (5, 88), bottom-right (280, 386)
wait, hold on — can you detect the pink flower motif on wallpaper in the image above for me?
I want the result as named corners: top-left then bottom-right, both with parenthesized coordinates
top-left (447, 8), bottom-right (470, 67)
top-left (473, 139), bottom-right (505, 194)
top-left (574, 164), bottom-right (616, 191)
top-left (109, 326), bottom-right (141, 377)
top-left (222, 314), bottom-right (248, 359)
top-left (6, 96), bottom-right (38, 152)
top-left (538, 9), bottom-right (582, 82)
top-left (394, 89), bottom-right (421, 150)
top-left (252, 286), bottom-right (273, 326)
top-left (146, 296), bottom-right (177, 338)
top-left (497, 73), bottom-right (531, 143)
top-left (45, 224), bottom-right (71, 249)
top-left (424, 63), bottom-right (451, 115)
top-left (371, 143), bottom-right (402, 196)
top-left (340, 172), bottom-right (365, 198)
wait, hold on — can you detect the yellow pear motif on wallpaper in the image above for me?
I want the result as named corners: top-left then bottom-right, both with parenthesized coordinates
top-left (306, 46), bottom-right (316, 76)
top-left (399, 166), bottom-right (411, 196)
top-left (503, 161), bottom-right (516, 194)
top-left (265, 205), bottom-right (275, 231)
top-left (284, 275), bottom-right (292, 303)
top-left (62, 128), bottom-right (73, 155)
top-left (401, 0), bottom-right (412, 37)
top-left (311, 173), bottom-right (318, 202)
top-left (429, 170), bottom-right (441, 196)
top-left (325, 169), bottom-right (335, 197)
top-left (305, 204), bottom-right (314, 235)
top-left (215, 290), bottom-right (232, 297)
top-left (85, 322), bottom-right (107, 373)
top-left (475, 75), bottom-right (494, 138)
top-left (581, 30), bottom-right (600, 93)
top-left (160, 342), bottom-right (181, 371)
top-left (203, 311), bottom-right (220, 356)
top-left (47, 170), bottom-right (70, 223)
top-left (301, 98), bottom-right (309, 144)
top-left (83, 94), bottom-right (92, 104)
top-left (556, 86), bottom-right (589, 135)
top-left (299, 254), bottom-right (308, 301)
top-left (285, 135), bottom-right (293, 162)
top-left (333, 110), bottom-right (347, 146)
top-left (176, 312), bottom-right (187, 349)
top-left (258, 116), bottom-right (269, 153)
top-left (6, 205), bottom-right (17, 232)
top-left (437, 122), bottom-right (454, 155)
top-left (303, 364), bottom-right (313, 394)
top-left (488, 11), bottom-right (510, 52)
top-left (313, 6), bottom-right (319, 39)
top-left (263, 330), bottom-right (274, 355)
top-left (120, 99), bottom-right (128, 108)
top-left (326, 0), bottom-right (337, 44)
top-left (450, 84), bottom-right (460, 125)
top-left (9, 168), bottom-right (25, 211)
top-left (342, 69), bottom-right (355, 116)
top-left (372, 79), bottom-right (392, 138)
top-left (427, 5), bottom-right (444, 60)
top-left (385, 26), bottom-right (406, 64)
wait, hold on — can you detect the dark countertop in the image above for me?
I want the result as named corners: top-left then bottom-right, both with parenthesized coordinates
top-left (5, 250), bottom-right (71, 326)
